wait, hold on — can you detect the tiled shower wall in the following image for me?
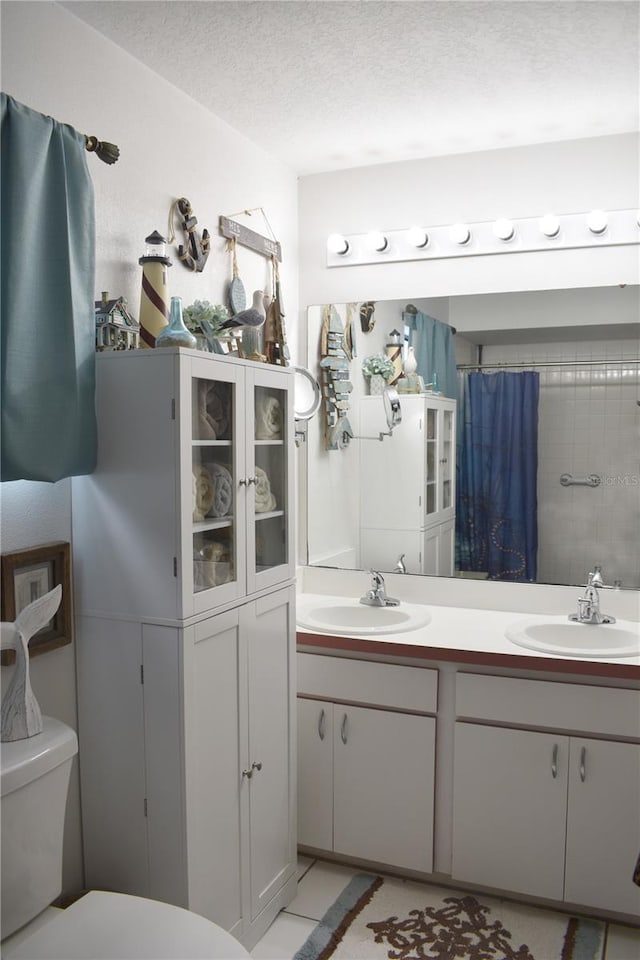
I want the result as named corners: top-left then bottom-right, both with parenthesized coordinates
top-left (482, 339), bottom-right (640, 589)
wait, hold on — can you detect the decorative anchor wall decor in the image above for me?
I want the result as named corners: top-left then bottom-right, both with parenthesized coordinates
top-left (169, 197), bottom-right (210, 272)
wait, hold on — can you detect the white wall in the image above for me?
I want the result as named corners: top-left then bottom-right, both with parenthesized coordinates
top-left (1, 0), bottom-right (298, 897)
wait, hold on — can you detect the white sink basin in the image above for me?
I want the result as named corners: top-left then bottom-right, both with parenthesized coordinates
top-left (297, 598), bottom-right (431, 636)
top-left (506, 615), bottom-right (640, 659)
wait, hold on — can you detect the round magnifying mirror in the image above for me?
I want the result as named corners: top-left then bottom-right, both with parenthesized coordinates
top-left (383, 386), bottom-right (402, 432)
top-left (293, 366), bottom-right (321, 421)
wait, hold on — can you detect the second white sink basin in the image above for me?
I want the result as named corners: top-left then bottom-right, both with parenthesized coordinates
top-left (297, 598), bottom-right (431, 636)
top-left (506, 615), bottom-right (640, 658)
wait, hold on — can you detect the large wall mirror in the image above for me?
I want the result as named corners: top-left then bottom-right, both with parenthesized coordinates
top-left (306, 286), bottom-right (640, 590)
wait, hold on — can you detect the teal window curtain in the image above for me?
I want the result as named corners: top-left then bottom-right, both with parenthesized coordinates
top-left (1, 94), bottom-right (97, 482)
top-left (403, 311), bottom-right (457, 399)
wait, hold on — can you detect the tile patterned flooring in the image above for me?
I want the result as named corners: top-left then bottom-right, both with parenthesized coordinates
top-left (250, 857), bottom-right (640, 959)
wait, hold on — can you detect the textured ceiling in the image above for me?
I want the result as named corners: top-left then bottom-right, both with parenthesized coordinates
top-left (61, 0), bottom-right (639, 175)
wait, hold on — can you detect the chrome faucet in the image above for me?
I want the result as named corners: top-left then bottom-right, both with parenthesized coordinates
top-left (569, 566), bottom-right (616, 624)
top-left (360, 570), bottom-right (400, 607)
top-left (394, 554), bottom-right (407, 575)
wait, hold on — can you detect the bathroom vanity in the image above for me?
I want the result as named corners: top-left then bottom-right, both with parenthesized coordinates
top-left (72, 349), bottom-right (297, 951)
top-left (296, 582), bottom-right (640, 924)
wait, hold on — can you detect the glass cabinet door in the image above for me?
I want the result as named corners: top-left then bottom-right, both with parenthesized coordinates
top-left (423, 400), bottom-right (456, 525)
top-left (441, 408), bottom-right (454, 512)
top-left (248, 378), bottom-right (290, 587)
top-left (191, 371), bottom-right (241, 604)
top-left (424, 407), bottom-right (437, 518)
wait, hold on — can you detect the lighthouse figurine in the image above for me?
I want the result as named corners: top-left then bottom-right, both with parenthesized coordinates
top-left (138, 230), bottom-right (172, 348)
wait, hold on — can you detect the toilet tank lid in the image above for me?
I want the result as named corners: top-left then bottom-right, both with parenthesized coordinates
top-left (1, 716), bottom-right (78, 797)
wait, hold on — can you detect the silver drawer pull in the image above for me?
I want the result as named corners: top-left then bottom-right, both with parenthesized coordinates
top-left (551, 743), bottom-right (558, 779)
top-left (340, 713), bottom-right (348, 745)
top-left (579, 746), bottom-right (586, 782)
top-left (318, 708), bottom-right (326, 741)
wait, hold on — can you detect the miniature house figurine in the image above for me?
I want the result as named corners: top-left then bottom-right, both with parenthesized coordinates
top-left (95, 291), bottom-right (140, 351)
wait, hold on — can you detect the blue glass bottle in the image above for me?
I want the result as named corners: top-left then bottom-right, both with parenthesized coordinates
top-left (155, 296), bottom-right (197, 349)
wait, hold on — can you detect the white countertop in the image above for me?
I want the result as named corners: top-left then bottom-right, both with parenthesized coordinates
top-left (296, 592), bottom-right (640, 675)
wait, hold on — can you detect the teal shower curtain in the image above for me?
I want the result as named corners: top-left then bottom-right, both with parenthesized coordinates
top-left (403, 311), bottom-right (457, 398)
top-left (1, 93), bottom-right (97, 482)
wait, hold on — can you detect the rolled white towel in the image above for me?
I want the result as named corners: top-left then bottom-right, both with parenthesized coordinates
top-left (197, 381), bottom-right (231, 440)
top-left (255, 395), bottom-right (283, 440)
top-left (210, 462), bottom-right (233, 518)
top-left (192, 465), bottom-right (214, 521)
top-left (254, 466), bottom-right (276, 513)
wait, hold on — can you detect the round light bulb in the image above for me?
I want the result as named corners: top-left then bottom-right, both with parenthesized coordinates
top-left (539, 214), bottom-right (560, 238)
top-left (450, 223), bottom-right (471, 245)
top-left (327, 233), bottom-right (349, 255)
top-left (368, 231), bottom-right (389, 253)
top-left (407, 226), bottom-right (429, 248)
top-left (586, 210), bottom-right (608, 234)
top-left (492, 218), bottom-right (515, 241)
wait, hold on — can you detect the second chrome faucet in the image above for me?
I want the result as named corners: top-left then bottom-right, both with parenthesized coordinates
top-left (569, 566), bottom-right (616, 625)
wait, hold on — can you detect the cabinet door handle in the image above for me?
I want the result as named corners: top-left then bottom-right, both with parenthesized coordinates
top-left (318, 708), bottom-right (326, 741)
top-left (248, 476), bottom-right (258, 485)
top-left (239, 478), bottom-right (249, 486)
top-left (251, 760), bottom-right (263, 773)
top-left (579, 746), bottom-right (586, 783)
top-left (551, 743), bottom-right (558, 779)
top-left (242, 768), bottom-right (253, 779)
top-left (340, 713), bottom-right (348, 745)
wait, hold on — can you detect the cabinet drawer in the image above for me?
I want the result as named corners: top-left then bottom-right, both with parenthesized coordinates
top-left (297, 653), bottom-right (437, 713)
top-left (457, 673), bottom-right (640, 738)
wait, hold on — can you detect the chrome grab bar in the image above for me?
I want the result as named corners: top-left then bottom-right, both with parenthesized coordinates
top-left (560, 473), bottom-right (601, 487)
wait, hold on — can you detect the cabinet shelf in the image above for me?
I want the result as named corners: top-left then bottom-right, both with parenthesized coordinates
top-left (193, 439), bottom-right (233, 447)
top-left (255, 510), bottom-right (284, 523)
top-left (254, 439), bottom-right (284, 447)
top-left (193, 517), bottom-right (234, 533)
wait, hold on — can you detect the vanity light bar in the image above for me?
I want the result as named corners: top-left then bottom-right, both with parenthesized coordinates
top-left (326, 209), bottom-right (639, 267)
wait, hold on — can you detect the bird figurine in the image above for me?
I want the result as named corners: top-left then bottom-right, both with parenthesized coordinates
top-left (220, 289), bottom-right (267, 331)
top-left (221, 290), bottom-right (270, 359)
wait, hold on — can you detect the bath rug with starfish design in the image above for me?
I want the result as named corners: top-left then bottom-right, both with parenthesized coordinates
top-left (292, 873), bottom-right (606, 960)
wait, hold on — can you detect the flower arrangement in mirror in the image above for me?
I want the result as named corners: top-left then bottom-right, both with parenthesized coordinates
top-left (182, 301), bottom-right (230, 352)
top-left (362, 353), bottom-right (395, 395)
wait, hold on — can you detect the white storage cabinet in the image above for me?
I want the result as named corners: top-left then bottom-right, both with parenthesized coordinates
top-left (73, 350), bottom-right (297, 950)
top-left (359, 394), bottom-right (456, 576)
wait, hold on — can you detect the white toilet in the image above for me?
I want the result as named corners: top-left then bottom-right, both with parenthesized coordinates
top-left (1, 716), bottom-right (251, 959)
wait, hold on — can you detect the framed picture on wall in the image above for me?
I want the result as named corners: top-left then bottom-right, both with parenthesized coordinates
top-left (0, 541), bottom-right (72, 665)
